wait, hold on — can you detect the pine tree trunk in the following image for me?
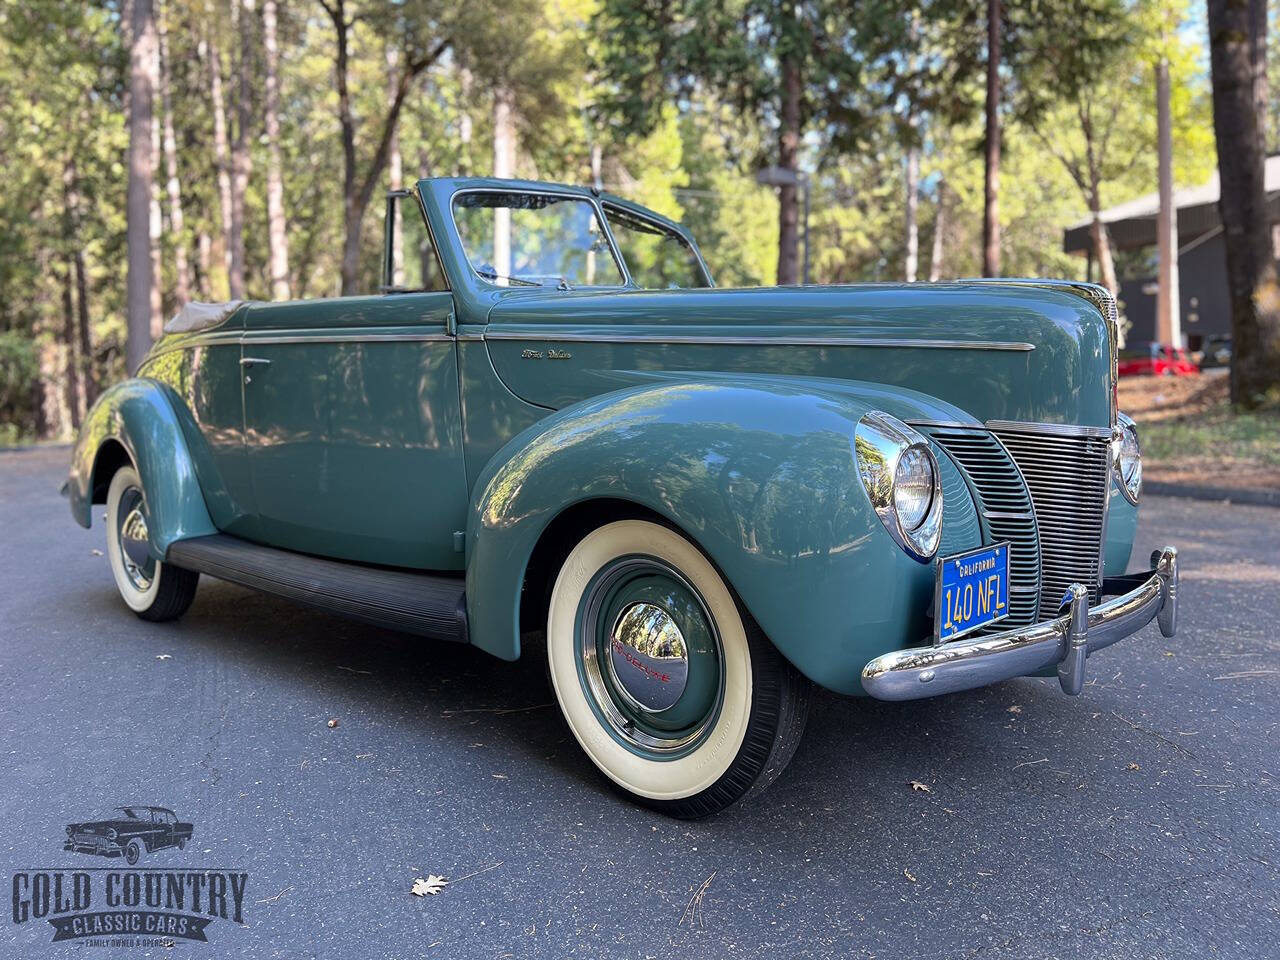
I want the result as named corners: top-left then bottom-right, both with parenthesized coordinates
top-left (334, 0), bottom-right (361, 296)
top-left (387, 44), bottom-right (404, 288)
top-left (263, 0), bottom-right (290, 299)
top-left (205, 23), bottom-right (235, 299)
top-left (149, 33), bottom-right (164, 337)
top-left (63, 159), bottom-right (95, 413)
top-left (457, 66), bottom-right (473, 175)
top-left (1251, 0), bottom-right (1268, 148)
top-left (158, 0), bottom-right (189, 305)
top-left (1088, 208), bottom-right (1119, 299)
top-left (1208, 0), bottom-right (1280, 408)
top-left (126, 0), bottom-right (156, 373)
top-left (982, 0), bottom-right (1001, 277)
top-left (776, 52), bottom-right (801, 286)
top-left (228, 0), bottom-right (253, 300)
top-left (904, 144), bottom-right (920, 282)
top-left (61, 260), bottom-right (81, 431)
top-left (197, 230), bottom-right (213, 298)
top-left (74, 248), bottom-right (96, 407)
top-left (492, 86), bottom-right (516, 280)
top-left (928, 181), bottom-right (946, 282)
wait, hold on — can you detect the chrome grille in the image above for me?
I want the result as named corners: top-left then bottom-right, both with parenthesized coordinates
top-left (927, 429), bottom-right (1041, 630)
top-left (990, 426), bottom-right (1111, 617)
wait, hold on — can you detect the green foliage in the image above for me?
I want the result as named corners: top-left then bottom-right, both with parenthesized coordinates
top-left (0, 0), bottom-right (1225, 440)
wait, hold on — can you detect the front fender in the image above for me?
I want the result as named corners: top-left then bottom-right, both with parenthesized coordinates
top-left (466, 377), bottom-right (983, 695)
top-left (68, 378), bottom-right (216, 559)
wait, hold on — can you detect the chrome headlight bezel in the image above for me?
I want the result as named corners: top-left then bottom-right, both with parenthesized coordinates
top-left (1115, 412), bottom-right (1142, 505)
top-left (854, 412), bottom-right (944, 562)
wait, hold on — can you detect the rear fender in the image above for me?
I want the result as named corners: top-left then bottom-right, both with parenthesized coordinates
top-left (466, 376), bottom-right (982, 695)
top-left (68, 378), bottom-right (216, 559)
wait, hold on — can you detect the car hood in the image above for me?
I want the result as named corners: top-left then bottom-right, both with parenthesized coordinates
top-left (483, 283), bottom-right (1114, 428)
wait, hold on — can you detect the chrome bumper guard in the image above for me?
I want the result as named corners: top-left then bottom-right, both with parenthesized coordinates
top-left (861, 546), bottom-right (1178, 701)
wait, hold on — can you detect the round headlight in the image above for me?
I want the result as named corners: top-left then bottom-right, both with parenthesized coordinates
top-left (854, 412), bottom-right (944, 561)
top-left (1117, 414), bottom-right (1141, 504)
top-left (894, 446), bottom-right (935, 530)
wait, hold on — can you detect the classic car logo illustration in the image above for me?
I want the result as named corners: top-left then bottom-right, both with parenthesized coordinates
top-left (9, 807), bottom-right (247, 946)
top-left (64, 806), bottom-right (193, 866)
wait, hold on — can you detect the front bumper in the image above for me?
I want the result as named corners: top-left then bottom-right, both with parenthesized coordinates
top-left (861, 546), bottom-right (1178, 701)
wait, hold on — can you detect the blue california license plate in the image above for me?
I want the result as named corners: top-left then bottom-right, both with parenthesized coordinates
top-left (934, 542), bottom-right (1010, 642)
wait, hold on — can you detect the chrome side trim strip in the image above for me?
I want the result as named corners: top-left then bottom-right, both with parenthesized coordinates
top-left (239, 332), bottom-right (454, 344)
top-left (985, 419), bottom-right (1112, 439)
top-left (861, 546), bottom-right (1178, 701)
top-left (483, 330), bottom-right (1037, 351)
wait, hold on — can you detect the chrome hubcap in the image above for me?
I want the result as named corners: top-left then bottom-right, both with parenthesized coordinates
top-left (606, 602), bottom-right (689, 713)
top-left (577, 556), bottom-right (723, 757)
top-left (117, 487), bottom-right (155, 591)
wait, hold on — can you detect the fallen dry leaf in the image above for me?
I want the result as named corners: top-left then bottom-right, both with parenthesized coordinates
top-left (903, 868), bottom-right (917, 882)
top-left (491, 773), bottom-right (508, 780)
top-left (91, 549), bottom-right (104, 557)
top-left (1127, 762), bottom-right (1141, 771)
top-left (327, 719), bottom-right (339, 728)
top-left (411, 875), bottom-right (448, 897)
top-left (155, 654), bottom-right (172, 661)
top-left (910, 780), bottom-right (931, 793)
top-left (1007, 705), bottom-right (1023, 714)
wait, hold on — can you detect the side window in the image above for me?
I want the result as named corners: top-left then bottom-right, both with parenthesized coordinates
top-left (604, 206), bottom-right (709, 290)
top-left (385, 192), bottom-right (448, 293)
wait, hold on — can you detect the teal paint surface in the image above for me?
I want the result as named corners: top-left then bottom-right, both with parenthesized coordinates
top-left (467, 377), bottom-right (984, 696)
top-left (139, 311), bottom-right (254, 537)
top-left (235, 294), bottom-right (469, 569)
top-left (69, 177), bottom-right (1131, 699)
top-left (482, 284), bottom-right (1111, 429)
top-left (67, 378), bottom-right (217, 556)
top-left (1105, 480), bottom-right (1138, 577)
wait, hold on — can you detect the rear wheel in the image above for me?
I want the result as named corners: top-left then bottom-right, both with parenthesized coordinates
top-left (546, 520), bottom-right (811, 818)
top-left (105, 465), bottom-right (199, 622)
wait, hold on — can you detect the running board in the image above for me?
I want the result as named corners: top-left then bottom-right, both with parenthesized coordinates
top-left (166, 534), bottom-right (468, 643)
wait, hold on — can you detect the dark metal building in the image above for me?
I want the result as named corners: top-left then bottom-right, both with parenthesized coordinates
top-left (1062, 156), bottom-right (1280, 349)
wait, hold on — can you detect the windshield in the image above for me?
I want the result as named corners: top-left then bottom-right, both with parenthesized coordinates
top-left (452, 191), bottom-right (624, 288)
top-left (604, 206), bottom-right (710, 289)
top-left (113, 807), bottom-right (144, 820)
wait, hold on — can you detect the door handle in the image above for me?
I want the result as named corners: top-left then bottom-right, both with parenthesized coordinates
top-left (240, 357), bottom-right (270, 384)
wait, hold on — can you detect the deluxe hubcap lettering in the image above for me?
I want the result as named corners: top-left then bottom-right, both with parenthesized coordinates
top-left (607, 602), bottom-right (689, 713)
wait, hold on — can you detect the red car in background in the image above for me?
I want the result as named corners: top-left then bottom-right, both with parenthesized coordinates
top-left (1118, 342), bottom-right (1200, 377)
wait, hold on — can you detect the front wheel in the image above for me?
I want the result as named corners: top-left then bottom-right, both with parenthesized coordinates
top-left (105, 465), bottom-right (199, 622)
top-left (546, 520), bottom-right (811, 818)
top-left (124, 839), bottom-right (144, 866)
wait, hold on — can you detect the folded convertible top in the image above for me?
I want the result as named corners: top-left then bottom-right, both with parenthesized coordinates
top-left (163, 300), bottom-right (246, 334)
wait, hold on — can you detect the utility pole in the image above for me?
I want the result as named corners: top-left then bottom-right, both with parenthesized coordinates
top-left (1156, 30), bottom-right (1181, 347)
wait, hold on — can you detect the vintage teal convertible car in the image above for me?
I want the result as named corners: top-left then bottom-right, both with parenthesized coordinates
top-left (68, 178), bottom-right (1178, 818)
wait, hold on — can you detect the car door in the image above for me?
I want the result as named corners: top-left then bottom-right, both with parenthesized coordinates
top-left (241, 289), bottom-right (468, 571)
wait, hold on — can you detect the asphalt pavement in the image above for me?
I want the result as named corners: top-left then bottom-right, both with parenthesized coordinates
top-left (2, 445), bottom-right (1277, 959)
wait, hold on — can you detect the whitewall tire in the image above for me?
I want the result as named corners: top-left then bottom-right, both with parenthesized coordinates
top-left (105, 465), bottom-right (199, 622)
top-left (547, 519), bottom-right (810, 818)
